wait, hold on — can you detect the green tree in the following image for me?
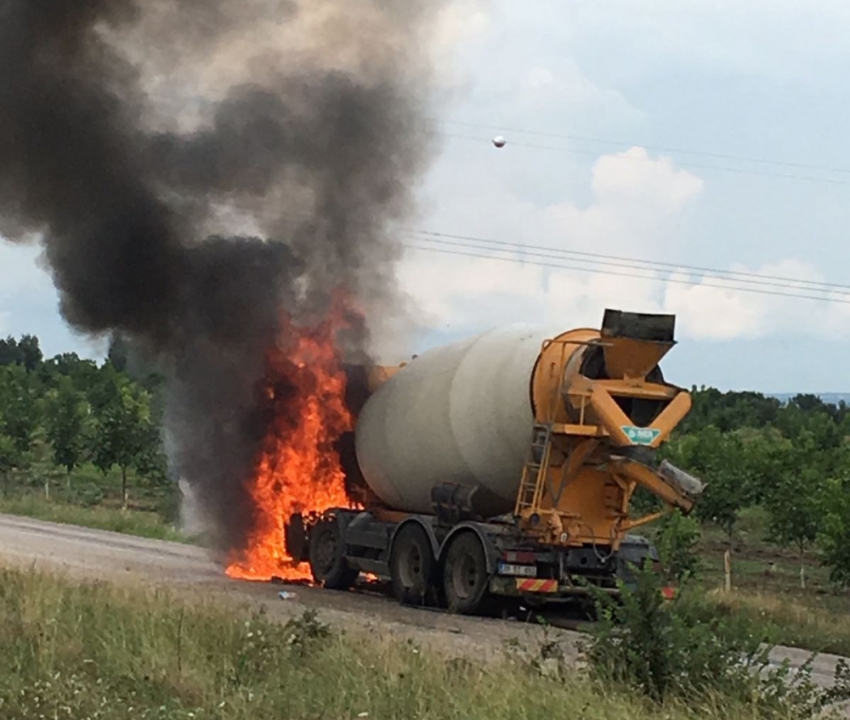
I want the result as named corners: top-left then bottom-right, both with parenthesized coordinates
top-left (17, 334), bottom-right (42, 372)
top-left (680, 388), bottom-right (782, 434)
top-left (0, 365), bottom-right (41, 455)
top-left (90, 378), bottom-right (151, 509)
top-left (817, 477), bottom-right (850, 587)
top-left (665, 426), bottom-right (751, 546)
top-left (87, 364), bottom-right (124, 415)
top-left (0, 334), bottom-right (42, 370)
top-left (0, 336), bottom-right (19, 366)
top-left (763, 445), bottom-right (825, 589)
top-left (740, 427), bottom-right (793, 505)
top-left (135, 421), bottom-right (170, 488)
top-left (44, 377), bottom-right (89, 488)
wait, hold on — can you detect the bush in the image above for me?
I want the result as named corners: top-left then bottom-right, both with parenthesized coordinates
top-left (581, 564), bottom-right (850, 718)
top-left (655, 510), bottom-right (701, 583)
top-left (77, 483), bottom-right (105, 507)
top-left (152, 481), bottom-right (181, 524)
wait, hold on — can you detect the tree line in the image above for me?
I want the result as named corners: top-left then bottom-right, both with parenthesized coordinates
top-left (0, 334), bottom-right (167, 507)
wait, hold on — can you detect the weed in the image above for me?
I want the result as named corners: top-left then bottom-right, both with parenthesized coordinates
top-left (282, 609), bottom-right (332, 658)
top-left (0, 563), bottom-right (804, 720)
top-left (0, 493), bottom-right (190, 543)
top-left (656, 509), bottom-right (702, 582)
top-left (581, 564), bottom-right (850, 718)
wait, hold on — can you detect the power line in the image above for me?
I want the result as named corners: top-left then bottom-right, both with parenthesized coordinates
top-left (402, 242), bottom-right (850, 306)
top-left (439, 119), bottom-right (850, 176)
top-left (410, 229), bottom-right (850, 295)
top-left (410, 235), bottom-right (850, 297)
top-left (234, 212), bottom-right (850, 299)
top-left (169, 197), bottom-right (848, 300)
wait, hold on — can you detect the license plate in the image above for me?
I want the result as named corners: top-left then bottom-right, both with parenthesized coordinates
top-left (498, 562), bottom-right (537, 578)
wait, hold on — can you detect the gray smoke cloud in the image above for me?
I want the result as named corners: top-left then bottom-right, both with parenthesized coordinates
top-left (0, 0), bottom-right (443, 555)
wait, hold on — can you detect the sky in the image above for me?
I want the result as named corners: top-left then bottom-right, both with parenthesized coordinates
top-left (3, 0), bottom-right (850, 393)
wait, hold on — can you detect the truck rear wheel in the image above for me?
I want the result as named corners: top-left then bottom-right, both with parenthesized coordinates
top-left (309, 517), bottom-right (358, 590)
top-left (390, 523), bottom-right (435, 606)
top-left (443, 532), bottom-right (490, 615)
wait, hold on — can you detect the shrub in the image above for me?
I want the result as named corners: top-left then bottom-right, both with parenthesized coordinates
top-left (655, 509), bottom-right (702, 583)
top-left (580, 563), bottom-right (850, 718)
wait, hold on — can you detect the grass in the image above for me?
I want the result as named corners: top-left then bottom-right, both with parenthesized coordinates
top-left (665, 506), bottom-right (850, 657)
top-left (4, 457), bottom-right (172, 512)
top-left (0, 565), bottom-right (805, 720)
top-left (0, 456), bottom-right (192, 543)
top-left (0, 493), bottom-right (189, 543)
top-left (708, 589), bottom-right (850, 656)
top-left (625, 505), bottom-right (850, 657)
top-left (696, 507), bottom-right (832, 592)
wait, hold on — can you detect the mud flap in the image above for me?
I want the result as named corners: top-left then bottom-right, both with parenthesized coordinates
top-left (284, 512), bottom-right (309, 564)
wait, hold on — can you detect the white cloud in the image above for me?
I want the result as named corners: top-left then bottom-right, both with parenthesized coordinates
top-left (400, 147), bottom-right (702, 334)
top-left (545, 147), bottom-right (703, 258)
top-left (516, 59), bottom-right (641, 126)
top-left (401, 241), bottom-right (849, 346)
top-left (590, 148), bottom-right (704, 212)
top-left (399, 146), bottom-right (846, 345)
top-left (665, 259), bottom-right (850, 341)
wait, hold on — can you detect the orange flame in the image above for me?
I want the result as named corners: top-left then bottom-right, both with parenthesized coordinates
top-left (225, 299), bottom-right (358, 582)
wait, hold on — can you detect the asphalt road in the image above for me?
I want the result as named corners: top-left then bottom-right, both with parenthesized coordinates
top-left (0, 513), bottom-right (844, 690)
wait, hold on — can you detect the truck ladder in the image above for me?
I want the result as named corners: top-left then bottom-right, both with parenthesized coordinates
top-left (515, 423), bottom-right (553, 515)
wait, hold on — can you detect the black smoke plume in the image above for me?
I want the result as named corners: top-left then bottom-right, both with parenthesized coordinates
top-left (0, 0), bottom-right (441, 555)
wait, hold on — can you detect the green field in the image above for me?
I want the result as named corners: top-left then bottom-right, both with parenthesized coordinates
top-left (0, 458), bottom-right (187, 543)
top-left (643, 507), bottom-right (850, 657)
top-left (0, 493), bottom-right (187, 543)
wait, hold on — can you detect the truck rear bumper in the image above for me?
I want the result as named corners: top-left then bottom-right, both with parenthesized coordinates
top-left (489, 575), bottom-right (620, 600)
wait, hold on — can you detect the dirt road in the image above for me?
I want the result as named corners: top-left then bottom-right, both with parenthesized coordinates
top-left (0, 513), bottom-right (843, 688)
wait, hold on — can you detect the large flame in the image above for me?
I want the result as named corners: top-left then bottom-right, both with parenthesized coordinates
top-left (225, 299), bottom-right (357, 582)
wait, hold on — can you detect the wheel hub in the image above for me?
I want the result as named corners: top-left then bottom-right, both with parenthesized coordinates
top-left (313, 527), bottom-right (338, 577)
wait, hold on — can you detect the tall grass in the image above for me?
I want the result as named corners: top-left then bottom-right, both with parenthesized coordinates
top-left (708, 588), bottom-right (850, 657)
top-left (0, 566), bottom-right (796, 720)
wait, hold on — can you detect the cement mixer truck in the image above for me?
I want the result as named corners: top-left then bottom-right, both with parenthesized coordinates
top-left (284, 309), bottom-right (704, 615)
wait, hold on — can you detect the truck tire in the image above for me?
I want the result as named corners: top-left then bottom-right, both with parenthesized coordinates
top-left (442, 532), bottom-right (490, 615)
top-left (390, 523), bottom-right (435, 606)
top-left (308, 517), bottom-right (358, 590)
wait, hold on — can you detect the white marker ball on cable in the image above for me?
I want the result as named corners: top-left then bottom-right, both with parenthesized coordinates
top-left (492, 135), bottom-right (506, 148)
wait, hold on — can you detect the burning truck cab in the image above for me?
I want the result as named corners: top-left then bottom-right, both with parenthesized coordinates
top-left (282, 309), bottom-right (704, 614)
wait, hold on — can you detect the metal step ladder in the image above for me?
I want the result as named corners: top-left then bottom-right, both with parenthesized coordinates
top-left (515, 423), bottom-right (553, 515)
